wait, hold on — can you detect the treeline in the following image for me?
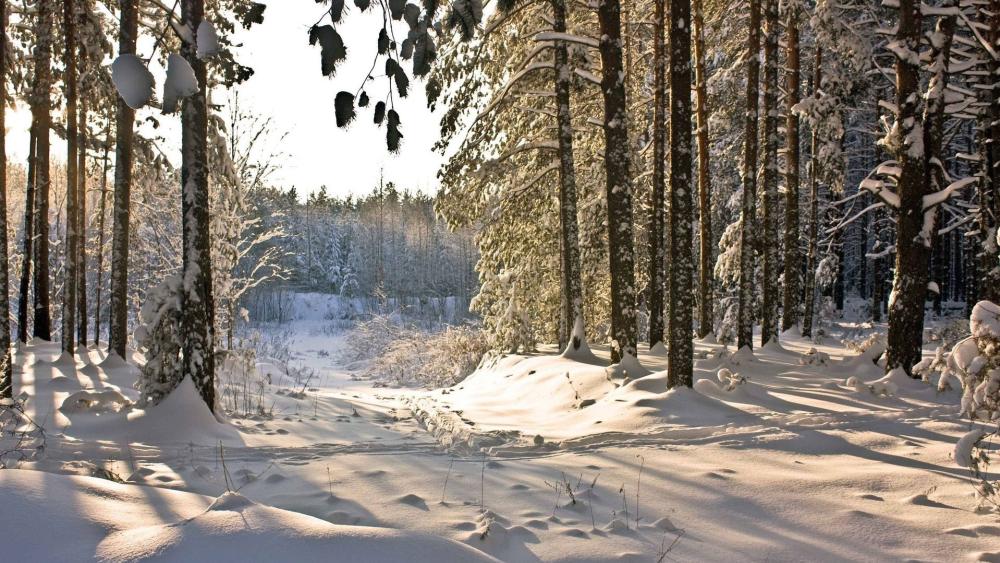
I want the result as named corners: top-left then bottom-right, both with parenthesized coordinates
top-left (422, 0), bottom-right (1000, 386)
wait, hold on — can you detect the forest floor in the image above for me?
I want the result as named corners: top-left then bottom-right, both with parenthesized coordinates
top-left (1, 317), bottom-right (997, 562)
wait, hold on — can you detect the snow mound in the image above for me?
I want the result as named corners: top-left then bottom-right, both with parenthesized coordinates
top-left (60, 389), bottom-right (132, 414)
top-left (124, 376), bottom-right (240, 444)
top-left (954, 429), bottom-right (987, 469)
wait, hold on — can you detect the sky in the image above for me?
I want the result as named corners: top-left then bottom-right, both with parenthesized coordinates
top-left (5, 1), bottom-right (446, 200)
top-left (230, 2), bottom-right (445, 198)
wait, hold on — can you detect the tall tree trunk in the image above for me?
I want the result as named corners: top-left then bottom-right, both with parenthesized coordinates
top-left (0, 0), bottom-right (11, 397)
top-left (647, 0), bottom-right (667, 349)
top-left (692, 0), bottom-right (713, 339)
top-left (667, 0), bottom-right (693, 387)
top-left (181, 0), bottom-right (216, 410)
top-left (552, 0), bottom-right (586, 353)
top-left (781, 4), bottom-right (801, 333)
top-left (978, 5), bottom-right (1000, 303)
top-left (94, 120), bottom-right (111, 346)
top-left (62, 0), bottom-right (78, 355)
top-left (31, 0), bottom-right (54, 341)
top-left (759, 0), bottom-right (779, 346)
top-left (597, 0), bottom-right (638, 364)
top-left (801, 47), bottom-right (821, 339)
top-left (17, 131), bottom-right (36, 344)
top-left (736, 0), bottom-right (761, 350)
top-left (885, 0), bottom-right (928, 375)
top-left (77, 93), bottom-right (88, 346)
top-left (109, 0), bottom-right (137, 358)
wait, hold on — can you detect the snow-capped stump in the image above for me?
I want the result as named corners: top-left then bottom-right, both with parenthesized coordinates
top-left (196, 20), bottom-right (221, 59)
top-left (59, 389), bottom-right (132, 414)
top-left (799, 347), bottom-right (830, 366)
top-left (163, 53), bottom-right (199, 114)
top-left (111, 54), bottom-right (155, 109)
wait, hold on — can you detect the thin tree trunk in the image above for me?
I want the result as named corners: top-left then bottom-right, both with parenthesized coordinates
top-left (647, 0), bottom-right (667, 349)
top-left (181, 0), bottom-right (216, 410)
top-left (93, 120), bottom-right (110, 347)
top-left (17, 131), bottom-right (36, 344)
top-left (0, 0), bottom-right (11, 396)
top-left (978, 5), bottom-right (1000, 303)
top-left (737, 0), bottom-right (761, 350)
top-left (597, 0), bottom-right (638, 364)
top-left (552, 0), bottom-right (586, 353)
top-left (109, 0), bottom-right (138, 358)
top-left (667, 0), bottom-right (693, 387)
top-left (32, 0), bottom-right (54, 341)
top-left (781, 4), bottom-right (801, 333)
top-left (62, 0), bottom-right (79, 355)
top-left (77, 92), bottom-right (88, 346)
top-left (759, 0), bottom-right (779, 346)
top-left (692, 0), bottom-right (713, 339)
top-left (802, 47), bottom-right (822, 339)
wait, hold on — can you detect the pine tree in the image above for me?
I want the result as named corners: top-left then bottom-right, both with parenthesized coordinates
top-left (109, 0), bottom-right (138, 359)
top-left (759, 0), bottom-right (779, 346)
top-left (181, 0), bottom-right (217, 410)
top-left (781, 1), bottom-right (802, 333)
top-left (667, 0), bottom-right (693, 388)
top-left (17, 131), bottom-right (36, 344)
top-left (737, 0), bottom-right (761, 350)
top-left (692, 0), bottom-right (713, 339)
top-left (62, 0), bottom-right (79, 355)
top-left (0, 0), bottom-right (11, 397)
top-left (31, 0), bottom-right (55, 341)
top-left (647, 0), bottom-right (667, 350)
top-left (801, 47), bottom-right (821, 339)
top-left (598, 0), bottom-right (638, 364)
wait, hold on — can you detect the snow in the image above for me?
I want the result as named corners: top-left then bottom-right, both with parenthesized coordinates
top-left (196, 21), bottom-right (221, 59)
top-left (1, 320), bottom-right (992, 562)
top-left (953, 429), bottom-right (986, 468)
top-left (111, 54), bottom-right (155, 109)
top-left (163, 53), bottom-right (199, 114)
top-left (970, 300), bottom-right (1000, 340)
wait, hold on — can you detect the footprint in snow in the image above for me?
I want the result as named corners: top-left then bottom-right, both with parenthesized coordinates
top-left (523, 519), bottom-right (548, 530)
top-left (859, 494), bottom-right (884, 501)
top-left (264, 473), bottom-right (286, 484)
top-left (509, 483), bottom-right (530, 491)
top-left (973, 552), bottom-right (1000, 563)
top-left (702, 471), bottom-right (729, 480)
top-left (560, 528), bottom-right (589, 539)
top-left (905, 493), bottom-right (955, 509)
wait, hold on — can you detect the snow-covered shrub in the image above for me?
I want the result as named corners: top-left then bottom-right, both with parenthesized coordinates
top-left (715, 368), bottom-right (748, 391)
top-left (135, 276), bottom-right (185, 408)
top-left (927, 319), bottom-right (970, 349)
top-left (0, 396), bottom-right (45, 468)
top-left (799, 348), bottom-right (830, 366)
top-left (342, 315), bottom-right (490, 388)
top-left (912, 347), bottom-right (947, 384)
top-left (948, 301), bottom-right (1000, 511)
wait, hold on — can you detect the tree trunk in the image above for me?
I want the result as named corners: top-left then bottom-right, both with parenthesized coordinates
top-left (978, 5), bottom-right (1000, 303)
top-left (94, 119), bottom-right (111, 346)
top-left (647, 0), bottom-right (667, 349)
top-left (667, 0), bottom-right (693, 387)
top-left (885, 0), bottom-right (928, 375)
top-left (0, 0), bottom-right (11, 396)
top-left (109, 0), bottom-right (138, 358)
top-left (31, 0), bottom-right (54, 341)
top-left (597, 0), bottom-right (638, 363)
top-left (62, 0), bottom-right (78, 355)
top-left (759, 0), bottom-right (779, 346)
top-left (181, 0), bottom-right (216, 410)
top-left (692, 0), bottom-right (713, 339)
top-left (781, 4), bottom-right (801, 333)
top-left (77, 93), bottom-right (88, 346)
top-left (17, 131), bottom-right (36, 344)
top-left (801, 47), bottom-right (821, 339)
top-left (736, 0), bottom-right (761, 350)
top-left (552, 0), bottom-right (586, 353)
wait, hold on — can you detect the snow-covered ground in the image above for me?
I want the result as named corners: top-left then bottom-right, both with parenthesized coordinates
top-left (1, 319), bottom-right (997, 562)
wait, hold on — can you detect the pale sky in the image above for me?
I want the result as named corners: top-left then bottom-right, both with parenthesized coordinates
top-left (5, 2), bottom-right (445, 200)
top-left (230, 2), bottom-right (444, 198)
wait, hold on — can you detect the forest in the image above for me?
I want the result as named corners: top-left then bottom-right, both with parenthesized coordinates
top-left (0, 0), bottom-right (999, 561)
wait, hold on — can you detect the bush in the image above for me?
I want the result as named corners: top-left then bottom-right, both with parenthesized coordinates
top-left (341, 315), bottom-right (490, 388)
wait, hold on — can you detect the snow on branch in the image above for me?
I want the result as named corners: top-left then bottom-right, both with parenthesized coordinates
top-left (533, 32), bottom-right (600, 48)
top-left (860, 178), bottom-right (901, 208)
top-left (922, 176), bottom-right (977, 210)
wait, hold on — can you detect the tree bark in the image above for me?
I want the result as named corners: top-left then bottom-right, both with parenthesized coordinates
top-left (77, 91), bottom-right (88, 346)
top-left (885, 0), bottom-right (929, 375)
top-left (801, 47), bottom-right (821, 339)
top-left (759, 0), bottom-right (779, 346)
top-left (62, 0), bottom-right (79, 355)
top-left (597, 0), bottom-right (638, 363)
top-left (736, 0), bottom-right (761, 350)
top-left (692, 0), bottom-right (713, 339)
top-left (552, 0), bottom-right (586, 353)
top-left (31, 0), bottom-right (54, 341)
top-left (667, 0), bottom-right (693, 387)
top-left (0, 0), bottom-right (11, 396)
top-left (94, 120), bottom-right (111, 346)
top-left (109, 0), bottom-right (138, 358)
top-left (781, 4), bottom-right (801, 333)
top-left (647, 0), bottom-right (667, 349)
top-left (181, 0), bottom-right (216, 410)
top-left (17, 131), bottom-right (36, 344)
